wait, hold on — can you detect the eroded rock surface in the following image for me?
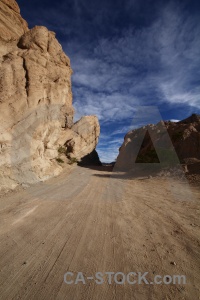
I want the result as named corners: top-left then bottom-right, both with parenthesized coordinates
top-left (0, 0), bottom-right (28, 40)
top-left (0, 0), bottom-right (100, 191)
top-left (65, 116), bottom-right (100, 161)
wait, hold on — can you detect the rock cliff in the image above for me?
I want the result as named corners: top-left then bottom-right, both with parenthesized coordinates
top-left (0, 0), bottom-right (100, 191)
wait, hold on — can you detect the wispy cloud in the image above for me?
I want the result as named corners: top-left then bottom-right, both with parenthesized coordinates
top-left (67, 2), bottom-right (200, 161)
top-left (111, 126), bottom-right (133, 135)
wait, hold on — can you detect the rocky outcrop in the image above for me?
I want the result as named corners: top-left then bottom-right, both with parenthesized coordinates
top-left (55, 116), bottom-right (100, 163)
top-left (65, 116), bottom-right (100, 161)
top-left (0, 0), bottom-right (100, 191)
top-left (116, 114), bottom-right (200, 174)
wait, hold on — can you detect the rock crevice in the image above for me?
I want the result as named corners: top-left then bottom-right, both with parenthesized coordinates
top-left (22, 57), bottom-right (29, 99)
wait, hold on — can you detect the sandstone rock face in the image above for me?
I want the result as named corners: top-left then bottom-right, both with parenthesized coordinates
top-left (116, 114), bottom-right (200, 172)
top-left (0, 0), bottom-right (100, 191)
top-left (0, 0), bottom-right (28, 40)
top-left (0, 0), bottom-right (28, 56)
top-left (56, 116), bottom-right (100, 162)
top-left (62, 116), bottom-right (100, 163)
top-left (65, 116), bottom-right (100, 161)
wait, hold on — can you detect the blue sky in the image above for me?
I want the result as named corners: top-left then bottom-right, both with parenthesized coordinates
top-left (18, 0), bottom-right (200, 162)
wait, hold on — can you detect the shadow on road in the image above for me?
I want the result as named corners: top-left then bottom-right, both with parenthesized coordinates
top-left (92, 172), bottom-right (151, 180)
top-left (78, 164), bottom-right (114, 172)
top-left (91, 164), bottom-right (163, 180)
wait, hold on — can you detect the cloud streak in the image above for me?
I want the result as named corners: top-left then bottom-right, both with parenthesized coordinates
top-left (66, 2), bottom-right (200, 161)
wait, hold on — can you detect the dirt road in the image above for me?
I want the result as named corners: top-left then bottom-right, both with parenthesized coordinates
top-left (0, 166), bottom-right (200, 299)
